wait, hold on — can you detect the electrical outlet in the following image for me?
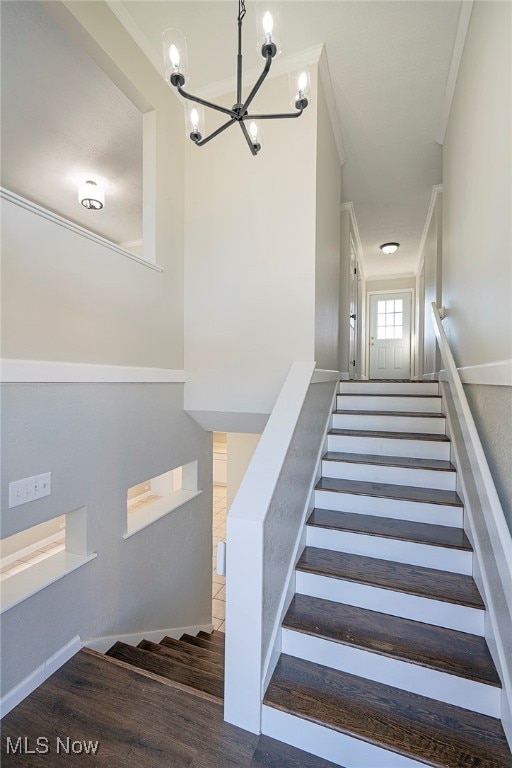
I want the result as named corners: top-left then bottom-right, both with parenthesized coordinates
top-left (8, 472), bottom-right (51, 509)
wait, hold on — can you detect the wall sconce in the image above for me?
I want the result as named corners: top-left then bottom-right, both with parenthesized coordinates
top-left (78, 180), bottom-right (104, 210)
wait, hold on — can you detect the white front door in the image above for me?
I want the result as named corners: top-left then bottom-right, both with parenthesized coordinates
top-left (369, 292), bottom-right (412, 379)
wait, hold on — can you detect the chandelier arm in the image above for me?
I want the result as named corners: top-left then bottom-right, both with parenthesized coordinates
top-left (243, 108), bottom-right (304, 120)
top-left (177, 85), bottom-right (235, 118)
top-left (196, 117), bottom-right (238, 146)
top-left (239, 120), bottom-right (258, 156)
top-left (239, 53), bottom-right (273, 115)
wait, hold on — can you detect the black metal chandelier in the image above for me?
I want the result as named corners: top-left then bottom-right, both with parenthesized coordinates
top-left (162, 1), bottom-right (310, 155)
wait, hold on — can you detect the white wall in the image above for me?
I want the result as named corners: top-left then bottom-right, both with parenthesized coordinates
top-left (0, 0), bottom-right (185, 368)
top-left (184, 69), bottom-right (318, 421)
top-left (226, 433), bottom-right (261, 510)
top-left (314, 74), bottom-right (341, 370)
top-left (442, 0), bottom-right (511, 368)
top-left (366, 277), bottom-right (416, 293)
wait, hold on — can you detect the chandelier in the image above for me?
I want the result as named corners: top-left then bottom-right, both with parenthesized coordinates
top-left (162, 1), bottom-right (310, 155)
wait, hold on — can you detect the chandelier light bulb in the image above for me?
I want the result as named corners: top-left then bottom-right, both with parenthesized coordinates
top-left (191, 109), bottom-right (199, 131)
top-left (298, 71), bottom-right (308, 96)
top-left (263, 11), bottom-right (274, 40)
top-left (249, 122), bottom-right (258, 141)
top-left (169, 44), bottom-right (180, 69)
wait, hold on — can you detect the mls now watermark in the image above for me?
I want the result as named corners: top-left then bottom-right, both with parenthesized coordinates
top-left (6, 736), bottom-right (100, 756)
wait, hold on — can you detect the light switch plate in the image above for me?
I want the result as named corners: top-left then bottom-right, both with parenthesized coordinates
top-left (8, 472), bottom-right (51, 508)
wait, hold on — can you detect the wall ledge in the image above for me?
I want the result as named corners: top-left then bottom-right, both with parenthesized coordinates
top-left (448, 359), bottom-right (512, 387)
top-left (1, 359), bottom-right (186, 384)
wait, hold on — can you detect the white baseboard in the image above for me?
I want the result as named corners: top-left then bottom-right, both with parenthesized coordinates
top-left (0, 635), bottom-right (81, 719)
top-left (83, 622), bottom-right (214, 654)
top-left (0, 359), bottom-right (186, 384)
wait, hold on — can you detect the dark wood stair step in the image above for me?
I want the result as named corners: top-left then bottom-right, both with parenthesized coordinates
top-left (323, 451), bottom-right (455, 472)
top-left (179, 633), bottom-right (225, 655)
top-left (159, 635), bottom-right (224, 663)
top-left (308, 508), bottom-right (472, 550)
top-left (334, 409), bottom-right (446, 418)
top-left (106, 641), bottom-right (224, 700)
top-left (316, 476), bottom-right (463, 507)
top-left (138, 639), bottom-right (224, 674)
top-left (283, 594), bottom-right (499, 686)
top-left (329, 428), bottom-right (450, 442)
top-left (297, 547), bottom-right (484, 609)
top-left (264, 655), bottom-right (511, 768)
top-left (198, 630), bottom-right (225, 646)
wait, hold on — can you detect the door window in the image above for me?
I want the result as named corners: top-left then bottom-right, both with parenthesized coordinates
top-left (377, 299), bottom-right (403, 340)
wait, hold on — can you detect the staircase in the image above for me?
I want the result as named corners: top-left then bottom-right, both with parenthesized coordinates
top-left (106, 629), bottom-right (225, 702)
top-left (261, 380), bottom-right (512, 768)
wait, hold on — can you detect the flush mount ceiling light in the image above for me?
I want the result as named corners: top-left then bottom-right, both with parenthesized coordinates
top-left (380, 242), bottom-right (400, 255)
top-left (78, 180), bottom-right (104, 210)
top-left (163, 0), bottom-right (310, 155)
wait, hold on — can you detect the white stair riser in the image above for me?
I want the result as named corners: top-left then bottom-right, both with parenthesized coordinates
top-left (322, 459), bottom-right (456, 491)
top-left (262, 706), bottom-right (426, 768)
top-left (315, 489), bottom-right (463, 528)
top-left (327, 434), bottom-right (451, 461)
top-left (337, 395), bottom-right (442, 413)
top-left (333, 412), bottom-right (446, 434)
top-left (306, 526), bottom-right (472, 575)
top-left (295, 572), bottom-right (485, 636)
top-left (281, 629), bottom-right (501, 718)
top-left (339, 382), bottom-right (439, 396)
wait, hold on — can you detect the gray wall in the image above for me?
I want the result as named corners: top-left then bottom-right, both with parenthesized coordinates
top-left (464, 384), bottom-right (512, 532)
top-left (1, 383), bottom-right (212, 696)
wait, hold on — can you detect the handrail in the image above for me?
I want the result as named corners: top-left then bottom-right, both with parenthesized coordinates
top-left (223, 362), bottom-right (338, 733)
top-left (431, 302), bottom-right (512, 736)
top-left (431, 303), bottom-right (512, 587)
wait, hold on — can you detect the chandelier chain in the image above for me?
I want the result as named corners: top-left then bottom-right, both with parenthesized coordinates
top-left (238, 0), bottom-right (247, 23)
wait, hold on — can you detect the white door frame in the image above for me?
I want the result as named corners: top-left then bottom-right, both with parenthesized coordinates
top-left (365, 288), bottom-right (415, 380)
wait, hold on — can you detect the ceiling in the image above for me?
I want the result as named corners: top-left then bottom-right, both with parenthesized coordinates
top-left (0, 1), bottom-right (143, 246)
top-left (112, 0), bottom-right (463, 277)
top-left (1, 1), bottom-right (463, 276)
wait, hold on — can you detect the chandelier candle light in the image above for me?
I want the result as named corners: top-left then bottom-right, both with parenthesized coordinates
top-left (163, 0), bottom-right (310, 155)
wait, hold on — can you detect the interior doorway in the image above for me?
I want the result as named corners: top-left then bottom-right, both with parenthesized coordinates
top-left (348, 235), bottom-right (358, 379)
top-left (368, 290), bottom-right (412, 379)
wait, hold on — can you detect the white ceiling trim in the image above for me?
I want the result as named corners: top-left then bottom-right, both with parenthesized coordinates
top-left (436, 0), bottom-right (473, 144)
top-left (341, 202), bottom-right (366, 281)
top-left (415, 184), bottom-right (443, 277)
top-left (365, 272), bottom-right (417, 283)
top-left (106, 1), bottom-right (162, 74)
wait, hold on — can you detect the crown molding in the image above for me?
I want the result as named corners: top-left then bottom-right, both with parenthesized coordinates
top-left (341, 202), bottom-right (366, 281)
top-left (106, 1), bottom-right (162, 75)
top-left (415, 184), bottom-right (443, 276)
top-left (365, 272), bottom-right (417, 283)
top-left (436, 1), bottom-right (473, 145)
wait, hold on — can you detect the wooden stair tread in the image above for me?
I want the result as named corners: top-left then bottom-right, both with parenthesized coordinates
top-left (106, 641), bottom-right (224, 700)
top-left (297, 547), bottom-right (484, 608)
top-left (159, 635), bottom-right (224, 663)
top-left (308, 508), bottom-right (472, 550)
top-left (334, 409), bottom-right (445, 418)
top-left (179, 633), bottom-right (225, 655)
top-left (198, 630), bottom-right (225, 646)
top-left (283, 594), bottom-right (500, 686)
top-left (338, 393), bottom-right (441, 398)
top-left (138, 639), bottom-right (223, 673)
top-left (316, 476), bottom-right (463, 507)
top-left (329, 427), bottom-right (450, 442)
top-left (264, 655), bottom-right (512, 768)
top-left (323, 451), bottom-right (455, 472)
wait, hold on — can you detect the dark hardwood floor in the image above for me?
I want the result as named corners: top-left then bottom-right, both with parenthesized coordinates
top-left (0, 650), bottom-right (340, 768)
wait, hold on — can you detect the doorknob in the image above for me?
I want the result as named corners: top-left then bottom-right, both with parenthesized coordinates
top-left (350, 314), bottom-right (356, 320)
